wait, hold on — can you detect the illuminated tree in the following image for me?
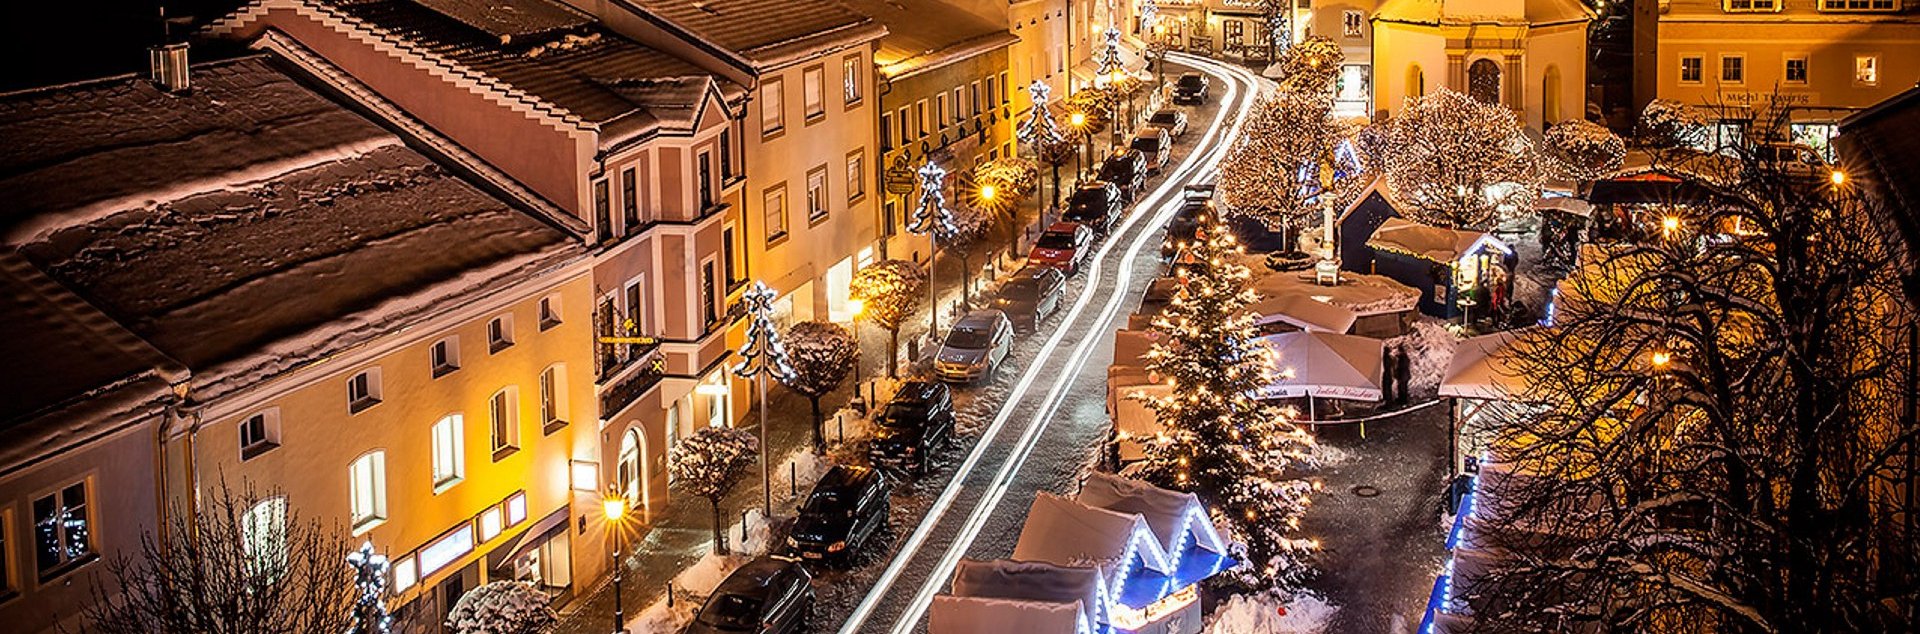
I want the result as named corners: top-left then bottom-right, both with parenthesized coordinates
top-left (1541, 118), bottom-right (1626, 184)
top-left (1272, 35), bottom-right (1342, 97)
top-left (1635, 97), bottom-right (1711, 151)
top-left (1384, 88), bottom-right (1541, 230)
top-left (1127, 227), bottom-right (1319, 590)
top-left (968, 156), bottom-right (1040, 253)
top-left (668, 427), bottom-right (760, 556)
top-left (1218, 91), bottom-right (1346, 250)
top-left (1470, 109), bottom-right (1920, 633)
top-left (940, 199), bottom-right (997, 308)
top-left (779, 321), bottom-right (858, 454)
top-left (445, 581), bottom-right (556, 634)
top-left (848, 259), bottom-right (927, 378)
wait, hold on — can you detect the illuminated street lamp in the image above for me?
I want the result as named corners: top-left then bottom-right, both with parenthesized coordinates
top-left (1829, 169), bottom-right (1847, 187)
top-left (603, 493), bottom-right (628, 634)
top-left (980, 183), bottom-right (997, 202)
top-left (1069, 111), bottom-right (1090, 179)
top-left (847, 297), bottom-right (867, 413)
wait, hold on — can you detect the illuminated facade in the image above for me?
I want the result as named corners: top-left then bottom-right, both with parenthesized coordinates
top-left (1371, 0), bottom-right (1595, 130)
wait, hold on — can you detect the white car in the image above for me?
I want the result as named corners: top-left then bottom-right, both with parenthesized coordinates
top-left (934, 310), bottom-right (1014, 383)
top-left (1146, 109), bottom-right (1189, 138)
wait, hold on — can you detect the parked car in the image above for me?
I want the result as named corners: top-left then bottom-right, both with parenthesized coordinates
top-left (789, 465), bottom-right (892, 562)
top-left (1172, 72), bottom-right (1209, 105)
top-left (1098, 149), bottom-right (1148, 201)
top-left (1062, 182), bottom-right (1122, 234)
top-left (994, 267), bottom-right (1067, 331)
top-left (1145, 108), bottom-right (1189, 138)
top-left (869, 380), bottom-right (955, 474)
top-left (1162, 185), bottom-right (1217, 259)
top-left (1028, 221), bottom-right (1095, 275)
top-left (1755, 141), bottom-right (1829, 180)
top-left (686, 557), bottom-right (813, 634)
top-left (934, 309), bottom-right (1016, 383)
top-left (1130, 128), bottom-right (1173, 173)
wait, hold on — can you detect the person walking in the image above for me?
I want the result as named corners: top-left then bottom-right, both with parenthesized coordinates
top-left (1393, 344), bottom-right (1414, 406)
top-left (1380, 343), bottom-right (1399, 406)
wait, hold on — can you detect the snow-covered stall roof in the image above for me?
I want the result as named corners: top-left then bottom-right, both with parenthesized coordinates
top-left (1241, 259), bottom-right (1420, 318)
top-left (1249, 293), bottom-right (1359, 333)
top-left (1439, 330), bottom-right (1533, 400)
top-left (1076, 472), bottom-right (1232, 598)
top-left (928, 596), bottom-right (1091, 634)
top-left (1255, 331), bottom-right (1384, 402)
top-left (1366, 218), bottom-right (1511, 265)
top-left (1014, 493), bottom-right (1172, 585)
top-left (0, 55), bottom-right (581, 401)
top-left (950, 559), bottom-right (1107, 630)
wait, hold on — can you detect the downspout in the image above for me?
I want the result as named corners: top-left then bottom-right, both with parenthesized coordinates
top-left (877, 57), bottom-right (895, 259)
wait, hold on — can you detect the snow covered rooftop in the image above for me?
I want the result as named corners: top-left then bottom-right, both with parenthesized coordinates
top-left (841, 0), bottom-right (1020, 79)
top-left (0, 257), bottom-right (177, 432)
top-left (928, 595), bottom-right (1091, 634)
top-left (0, 55), bottom-right (579, 399)
top-left (624, 0), bottom-right (884, 65)
top-left (950, 559), bottom-right (1106, 630)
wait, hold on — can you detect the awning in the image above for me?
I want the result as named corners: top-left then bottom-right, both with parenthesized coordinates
top-left (1439, 330), bottom-right (1533, 400)
top-left (485, 505), bottom-right (570, 570)
top-left (1256, 331), bottom-right (1384, 401)
top-left (1536, 196), bottom-right (1594, 218)
top-left (1586, 173), bottom-right (1720, 205)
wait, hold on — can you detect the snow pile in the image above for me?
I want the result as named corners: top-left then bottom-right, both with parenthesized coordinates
top-left (628, 595), bottom-right (694, 633)
top-left (1389, 320), bottom-right (1461, 398)
top-left (771, 446), bottom-right (835, 504)
top-left (445, 580), bottom-right (557, 634)
top-left (1206, 591), bottom-right (1339, 634)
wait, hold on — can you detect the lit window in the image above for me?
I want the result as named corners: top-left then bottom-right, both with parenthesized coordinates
top-left (239, 409), bottom-right (281, 459)
top-left (491, 388), bottom-right (520, 457)
top-left (432, 414), bottom-right (464, 492)
top-left (33, 482), bottom-right (93, 577)
top-left (539, 295), bottom-right (562, 330)
top-left (804, 66), bottom-right (825, 119)
top-left (807, 166), bottom-right (829, 222)
top-left (540, 366), bottom-right (568, 432)
top-left (478, 506), bottom-right (504, 542)
top-left (242, 497), bottom-right (288, 581)
top-left (1856, 55), bottom-right (1879, 85)
top-left (760, 77), bottom-right (785, 134)
top-left (842, 53), bottom-right (863, 104)
top-left (418, 524), bottom-right (473, 578)
top-left (348, 369), bottom-right (382, 413)
top-left (847, 151), bottom-right (866, 202)
top-left (431, 337), bottom-right (460, 377)
top-left (1725, 0), bottom-right (1775, 10)
top-left (765, 185), bottom-right (789, 243)
top-left (349, 451), bottom-right (386, 533)
top-left (1679, 55), bottom-right (1703, 84)
top-left (488, 314), bottom-right (514, 353)
top-left (506, 492), bottom-right (529, 525)
top-left (1343, 11), bottom-right (1364, 38)
top-left (1720, 55), bottom-right (1745, 84)
top-left (1821, 0), bottom-right (1894, 9)
top-left (392, 556), bottom-right (418, 592)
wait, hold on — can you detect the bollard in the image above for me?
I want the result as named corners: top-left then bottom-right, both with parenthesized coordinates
top-left (666, 582), bottom-right (675, 608)
top-left (741, 509), bottom-right (751, 543)
top-left (790, 462), bottom-right (798, 497)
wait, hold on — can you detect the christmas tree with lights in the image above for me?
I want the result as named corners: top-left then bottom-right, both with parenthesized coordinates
top-left (1128, 227), bottom-right (1319, 590)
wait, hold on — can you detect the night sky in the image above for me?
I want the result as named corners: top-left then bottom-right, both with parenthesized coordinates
top-left (1, 1), bottom-right (249, 92)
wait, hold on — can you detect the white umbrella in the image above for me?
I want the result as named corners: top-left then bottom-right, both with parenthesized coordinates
top-left (1256, 331), bottom-right (1384, 402)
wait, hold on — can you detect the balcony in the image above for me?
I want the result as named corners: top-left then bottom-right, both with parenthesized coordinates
top-left (599, 348), bottom-right (666, 417)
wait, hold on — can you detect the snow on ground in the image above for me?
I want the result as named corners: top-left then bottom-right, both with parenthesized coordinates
top-left (627, 511), bottom-right (780, 632)
top-left (1388, 320), bottom-right (1461, 398)
top-left (1207, 591), bottom-right (1339, 634)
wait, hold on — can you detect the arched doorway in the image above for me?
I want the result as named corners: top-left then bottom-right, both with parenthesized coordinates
top-left (617, 428), bottom-right (646, 512)
top-left (1407, 64), bottom-right (1426, 99)
top-left (1468, 59), bottom-right (1501, 105)
top-left (1543, 65), bottom-right (1563, 124)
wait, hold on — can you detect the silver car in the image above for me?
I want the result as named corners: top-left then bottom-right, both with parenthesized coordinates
top-left (934, 310), bottom-right (1014, 383)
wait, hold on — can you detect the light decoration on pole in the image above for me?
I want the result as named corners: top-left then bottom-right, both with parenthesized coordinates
top-left (733, 280), bottom-right (794, 517)
top-left (1097, 26), bottom-right (1125, 84)
top-left (1262, 0), bottom-right (1292, 54)
top-left (1017, 80), bottom-right (1065, 155)
top-left (910, 160), bottom-right (954, 334)
top-left (345, 541), bottom-right (392, 634)
top-left (1140, 0), bottom-right (1158, 32)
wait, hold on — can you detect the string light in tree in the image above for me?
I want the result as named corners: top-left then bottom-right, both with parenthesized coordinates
top-left (735, 280), bottom-right (793, 515)
top-left (1383, 88), bottom-right (1542, 231)
top-left (345, 541), bottom-right (393, 634)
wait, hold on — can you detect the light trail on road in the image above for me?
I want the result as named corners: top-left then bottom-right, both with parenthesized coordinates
top-left (835, 53), bottom-right (1268, 634)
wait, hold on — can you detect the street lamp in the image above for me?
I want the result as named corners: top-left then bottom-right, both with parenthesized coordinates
top-left (1069, 111), bottom-right (1090, 180)
top-left (603, 493), bottom-right (628, 634)
top-left (847, 297), bottom-right (866, 416)
top-left (980, 183), bottom-right (997, 203)
top-left (1829, 169), bottom-right (1847, 186)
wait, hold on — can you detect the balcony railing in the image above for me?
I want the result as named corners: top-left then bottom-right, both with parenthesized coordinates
top-left (600, 351), bottom-right (666, 417)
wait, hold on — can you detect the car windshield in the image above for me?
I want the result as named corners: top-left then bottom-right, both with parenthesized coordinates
top-left (1177, 75), bottom-right (1203, 87)
top-left (881, 403), bottom-right (925, 426)
top-left (1099, 162), bottom-right (1131, 180)
top-left (1150, 112), bottom-right (1178, 124)
top-left (804, 489), bottom-right (856, 516)
top-left (1036, 232), bottom-right (1078, 250)
top-left (698, 593), bottom-right (763, 629)
top-left (1130, 137), bottom-right (1159, 152)
top-left (1065, 199), bottom-right (1105, 219)
top-left (946, 326), bottom-right (994, 349)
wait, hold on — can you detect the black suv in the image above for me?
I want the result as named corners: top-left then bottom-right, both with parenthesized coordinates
top-left (1098, 150), bottom-right (1148, 202)
top-left (1163, 184), bottom-right (1217, 259)
top-left (869, 381), bottom-right (955, 473)
top-left (685, 557), bottom-right (813, 634)
top-left (1172, 72), bottom-right (1209, 105)
top-left (1063, 182), bottom-right (1122, 234)
top-left (789, 465), bottom-right (892, 563)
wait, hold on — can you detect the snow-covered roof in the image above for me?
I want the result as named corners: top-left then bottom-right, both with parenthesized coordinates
top-left (1440, 330), bottom-right (1533, 400)
top-left (950, 559), bottom-right (1106, 630)
top-left (844, 0), bottom-right (1020, 80)
top-left (0, 55), bottom-right (580, 401)
top-left (1373, 0), bottom-right (1595, 26)
top-left (1256, 331), bottom-right (1384, 402)
top-left (1077, 472), bottom-right (1227, 560)
top-left (928, 595), bottom-right (1090, 634)
top-left (1244, 264), bottom-right (1421, 319)
top-left (1250, 293), bottom-right (1360, 334)
top-left (623, 0), bottom-right (886, 68)
top-left (1013, 492), bottom-right (1172, 579)
top-left (1367, 218), bottom-right (1511, 265)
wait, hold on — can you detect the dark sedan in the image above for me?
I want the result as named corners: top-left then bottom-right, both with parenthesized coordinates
top-left (1098, 150), bottom-right (1148, 202)
top-left (869, 381), bottom-right (954, 474)
top-left (685, 557), bottom-right (813, 634)
top-left (1163, 185), bottom-right (1217, 259)
top-left (1062, 182), bottom-right (1122, 234)
top-left (788, 465), bottom-right (892, 563)
top-left (1172, 72), bottom-right (1209, 105)
top-left (994, 267), bottom-right (1067, 331)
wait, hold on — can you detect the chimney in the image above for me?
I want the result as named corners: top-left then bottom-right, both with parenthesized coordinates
top-left (149, 42), bottom-right (191, 93)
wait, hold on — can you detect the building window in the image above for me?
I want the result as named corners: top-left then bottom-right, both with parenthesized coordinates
top-left (1821, 0), bottom-right (1892, 9)
top-left (1467, 58), bottom-right (1501, 104)
top-left (970, 81), bottom-right (981, 117)
top-left (723, 223), bottom-right (741, 284)
top-left (243, 496), bottom-right (288, 580)
top-left (880, 112), bottom-right (893, 150)
top-left (954, 87), bottom-right (967, 120)
top-left (1856, 55), bottom-right (1879, 85)
top-left (33, 482), bottom-right (93, 577)
top-left (803, 65), bottom-right (826, 120)
top-left (936, 93), bottom-right (948, 129)
top-left (698, 150), bottom-right (715, 211)
top-left (1785, 56), bottom-right (1808, 85)
top-left (843, 53), bottom-right (863, 105)
top-left (719, 128), bottom-right (735, 180)
top-left (431, 337), bottom-right (460, 377)
top-left (1679, 55), bottom-right (1704, 84)
top-left (760, 77), bottom-right (785, 135)
top-left (1343, 11), bottom-right (1364, 38)
top-left (986, 76), bottom-right (997, 108)
top-left (915, 100), bottom-right (928, 138)
top-left (1724, 0), bottom-right (1776, 10)
top-left (765, 185), bottom-right (789, 243)
top-left (348, 369), bottom-right (381, 413)
top-left (624, 277), bottom-right (647, 341)
top-left (349, 451), bottom-right (386, 533)
top-left (239, 409), bottom-right (281, 460)
top-left (593, 178), bottom-right (611, 242)
top-left (540, 365), bottom-right (568, 433)
top-left (1720, 54), bottom-right (1745, 84)
top-left (432, 414), bottom-right (464, 491)
top-left (490, 388), bottom-right (520, 457)
top-left (1000, 72), bottom-right (1009, 103)
top-left (703, 260), bottom-right (720, 326)
top-left (898, 107), bottom-right (911, 143)
top-left (807, 166), bottom-right (829, 222)
top-left (539, 295), bottom-right (562, 330)
top-left (488, 314), bottom-right (514, 353)
top-left (847, 150), bottom-right (866, 202)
